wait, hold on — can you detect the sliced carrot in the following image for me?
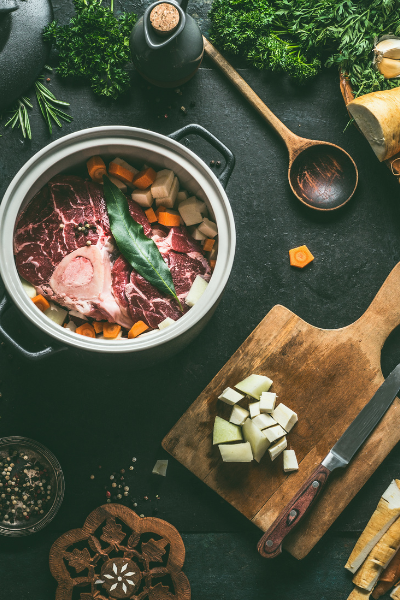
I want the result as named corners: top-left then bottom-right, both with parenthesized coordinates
top-left (93, 321), bottom-right (104, 334)
top-left (76, 323), bottom-right (96, 338)
top-left (109, 162), bottom-right (135, 185)
top-left (145, 207), bottom-right (158, 223)
top-left (128, 321), bottom-right (149, 339)
top-left (87, 156), bottom-right (107, 183)
top-left (155, 205), bottom-right (167, 218)
top-left (210, 259), bottom-right (216, 270)
top-left (158, 211), bottom-right (181, 227)
top-left (132, 167), bottom-right (157, 190)
top-left (103, 322), bottom-right (122, 339)
top-left (203, 239), bottom-right (215, 252)
top-left (289, 245), bottom-right (314, 268)
top-left (32, 294), bottom-right (50, 312)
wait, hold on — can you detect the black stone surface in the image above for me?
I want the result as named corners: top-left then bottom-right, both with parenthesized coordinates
top-left (1, 1), bottom-right (400, 599)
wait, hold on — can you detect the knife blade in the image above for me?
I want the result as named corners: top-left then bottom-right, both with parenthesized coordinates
top-left (257, 363), bottom-right (400, 558)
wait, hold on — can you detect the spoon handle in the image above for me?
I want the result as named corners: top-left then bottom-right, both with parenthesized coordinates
top-left (203, 37), bottom-right (301, 151)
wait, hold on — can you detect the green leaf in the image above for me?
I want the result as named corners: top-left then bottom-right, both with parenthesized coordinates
top-left (103, 176), bottom-right (181, 309)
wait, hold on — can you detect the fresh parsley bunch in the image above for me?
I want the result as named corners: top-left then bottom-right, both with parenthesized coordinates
top-left (43, 0), bottom-right (137, 100)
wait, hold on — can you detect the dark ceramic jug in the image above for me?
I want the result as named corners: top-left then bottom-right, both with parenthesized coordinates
top-left (130, 0), bottom-right (204, 88)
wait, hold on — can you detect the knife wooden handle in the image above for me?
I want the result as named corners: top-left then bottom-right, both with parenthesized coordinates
top-left (257, 464), bottom-right (330, 558)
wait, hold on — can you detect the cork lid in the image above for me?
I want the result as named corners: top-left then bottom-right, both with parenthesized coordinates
top-left (150, 3), bottom-right (180, 36)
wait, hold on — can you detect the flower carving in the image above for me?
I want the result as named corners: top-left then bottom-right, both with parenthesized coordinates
top-left (97, 557), bottom-right (141, 598)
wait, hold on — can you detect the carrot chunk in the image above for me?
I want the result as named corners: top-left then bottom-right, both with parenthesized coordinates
top-left (76, 323), bottom-right (96, 338)
top-left (155, 205), bottom-right (167, 219)
top-left (32, 294), bottom-right (50, 312)
top-left (108, 162), bottom-right (135, 185)
top-left (210, 259), bottom-right (216, 270)
top-left (158, 211), bottom-right (181, 227)
top-left (289, 245), bottom-right (314, 268)
top-left (93, 321), bottom-right (104, 334)
top-left (87, 156), bottom-right (107, 183)
top-left (103, 323), bottom-right (122, 339)
top-left (128, 321), bottom-right (149, 339)
top-left (145, 207), bottom-right (158, 223)
top-left (203, 239), bottom-right (215, 252)
top-left (132, 167), bottom-right (157, 190)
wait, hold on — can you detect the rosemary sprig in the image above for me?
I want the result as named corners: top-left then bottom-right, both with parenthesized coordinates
top-left (5, 97), bottom-right (33, 140)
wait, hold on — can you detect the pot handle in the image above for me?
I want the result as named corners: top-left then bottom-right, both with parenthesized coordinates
top-left (168, 124), bottom-right (235, 189)
top-left (0, 295), bottom-right (67, 361)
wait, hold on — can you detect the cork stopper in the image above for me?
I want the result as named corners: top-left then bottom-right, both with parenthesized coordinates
top-left (150, 3), bottom-right (180, 36)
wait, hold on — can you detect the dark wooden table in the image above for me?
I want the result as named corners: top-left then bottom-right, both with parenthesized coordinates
top-left (1, 1), bottom-right (400, 598)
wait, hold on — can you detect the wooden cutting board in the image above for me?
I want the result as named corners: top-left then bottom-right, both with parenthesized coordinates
top-left (162, 262), bottom-right (400, 560)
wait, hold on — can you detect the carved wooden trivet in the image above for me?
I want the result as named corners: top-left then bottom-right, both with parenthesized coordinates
top-left (49, 504), bottom-right (191, 600)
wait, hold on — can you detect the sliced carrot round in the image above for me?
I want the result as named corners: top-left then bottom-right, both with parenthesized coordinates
top-left (289, 245), bottom-right (314, 268)
top-left (32, 294), bottom-right (50, 312)
top-left (76, 323), bottom-right (96, 338)
top-left (103, 323), bottom-right (122, 339)
top-left (128, 321), bottom-right (149, 339)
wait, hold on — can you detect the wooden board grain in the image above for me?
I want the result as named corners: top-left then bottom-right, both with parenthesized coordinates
top-left (163, 262), bottom-right (400, 560)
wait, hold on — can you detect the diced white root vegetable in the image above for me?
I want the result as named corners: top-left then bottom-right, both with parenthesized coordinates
top-left (189, 226), bottom-right (207, 241)
top-left (198, 217), bottom-right (218, 238)
top-left (242, 418), bottom-right (270, 463)
top-left (346, 480), bottom-right (400, 573)
top-left (178, 196), bottom-right (203, 226)
top-left (107, 175), bottom-right (128, 193)
top-left (64, 321), bottom-right (77, 332)
top-left (252, 414), bottom-right (276, 430)
top-left (185, 275), bottom-right (208, 307)
top-left (68, 310), bottom-right (88, 320)
top-left (235, 374), bottom-right (273, 399)
top-left (264, 425), bottom-right (286, 444)
top-left (218, 387), bottom-right (244, 406)
top-left (20, 277), bottom-right (37, 298)
top-left (269, 437), bottom-right (287, 461)
top-left (197, 200), bottom-right (208, 217)
top-left (177, 190), bottom-right (188, 203)
top-left (208, 240), bottom-right (218, 261)
top-left (347, 588), bottom-right (371, 600)
top-left (131, 188), bottom-right (153, 208)
top-left (229, 405), bottom-right (249, 426)
top-left (391, 585), bottom-right (400, 600)
top-left (44, 303), bottom-right (68, 326)
top-left (151, 169), bottom-right (174, 198)
top-left (283, 449), bottom-right (299, 472)
top-left (249, 402), bottom-right (261, 418)
top-left (272, 403), bottom-right (298, 432)
top-left (109, 158), bottom-right (139, 188)
top-left (260, 392), bottom-right (277, 413)
top-left (158, 317), bottom-right (175, 330)
top-left (219, 442), bottom-right (253, 463)
top-left (213, 416), bottom-right (242, 445)
top-left (155, 176), bottom-right (179, 208)
top-left (152, 459), bottom-right (168, 476)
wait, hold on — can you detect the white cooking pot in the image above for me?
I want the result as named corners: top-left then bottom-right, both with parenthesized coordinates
top-left (0, 125), bottom-right (235, 366)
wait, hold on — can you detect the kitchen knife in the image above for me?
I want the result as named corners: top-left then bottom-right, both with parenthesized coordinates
top-left (257, 363), bottom-right (400, 558)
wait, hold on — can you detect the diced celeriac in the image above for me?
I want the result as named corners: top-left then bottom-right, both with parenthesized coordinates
top-left (213, 416), bottom-right (242, 445)
top-left (252, 413), bottom-right (276, 430)
top-left (44, 303), bottom-right (68, 326)
top-left (283, 449), bottom-right (299, 472)
top-left (269, 437), bottom-right (287, 461)
top-left (249, 402), bottom-right (261, 418)
top-left (218, 387), bottom-right (244, 406)
top-left (152, 459), bottom-right (168, 476)
top-left (107, 175), bottom-right (128, 193)
top-left (151, 169), bottom-right (174, 198)
top-left (185, 275), bottom-right (208, 307)
top-left (64, 321), bottom-right (77, 332)
top-left (242, 418), bottom-right (270, 463)
top-left (189, 226), bottom-right (207, 241)
top-left (155, 176), bottom-right (179, 208)
top-left (229, 405), bottom-right (249, 426)
top-left (20, 277), bottom-right (37, 298)
top-left (272, 403), bottom-right (298, 432)
top-left (69, 310), bottom-right (88, 320)
top-left (260, 392), bottom-right (277, 413)
top-left (176, 190), bottom-right (188, 203)
top-left (131, 188), bottom-right (153, 208)
top-left (198, 217), bottom-right (218, 238)
top-left (178, 196), bottom-right (203, 226)
top-left (158, 317), bottom-right (175, 330)
top-left (219, 442), bottom-right (253, 463)
top-left (264, 424), bottom-right (286, 444)
top-left (391, 584), bottom-right (400, 600)
top-left (235, 374), bottom-right (273, 399)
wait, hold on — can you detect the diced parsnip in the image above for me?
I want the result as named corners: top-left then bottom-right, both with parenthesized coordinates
top-left (346, 480), bottom-right (400, 574)
top-left (177, 190), bottom-right (188, 203)
top-left (107, 175), bottom-right (128, 193)
top-left (178, 196), bottom-right (203, 226)
top-left (264, 424), bottom-right (286, 444)
top-left (152, 459), bottom-right (168, 476)
top-left (219, 442), bottom-right (253, 463)
top-left (44, 303), bottom-right (68, 327)
top-left (20, 277), bottom-right (37, 298)
top-left (347, 588), bottom-right (371, 600)
top-left (218, 387), bottom-right (244, 406)
top-left (213, 416), bottom-right (242, 445)
top-left (158, 317), bottom-right (175, 330)
top-left (229, 405), bottom-right (249, 426)
top-left (391, 585), bottom-right (400, 600)
top-left (131, 188), bottom-right (153, 208)
top-left (260, 392), bottom-right (277, 413)
top-left (283, 449), bottom-right (299, 472)
top-left (235, 374), bottom-right (273, 399)
top-left (252, 414), bottom-right (276, 430)
top-left (189, 226), bottom-right (207, 241)
top-left (64, 321), bottom-right (77, 332)
top-left (185, 275), bottom-right (208, 307)
top-left (242, 418), bottom-right (270, 463)
top-left (249, 402), bottom-right (261, 418)
top-left (151, 169), bottom-right (174, 198)
top-left (269, 437), bottom-right (287, 461)
top-left (198, 217), bottom-right (218, 238)
top-left (155, 176), bottom-right (179, 208)
top-left (272, 403), bottom-right (298, 432)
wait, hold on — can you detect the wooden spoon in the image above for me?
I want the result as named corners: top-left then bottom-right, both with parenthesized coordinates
top-left (203, 37), bottom-right (358, 211)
